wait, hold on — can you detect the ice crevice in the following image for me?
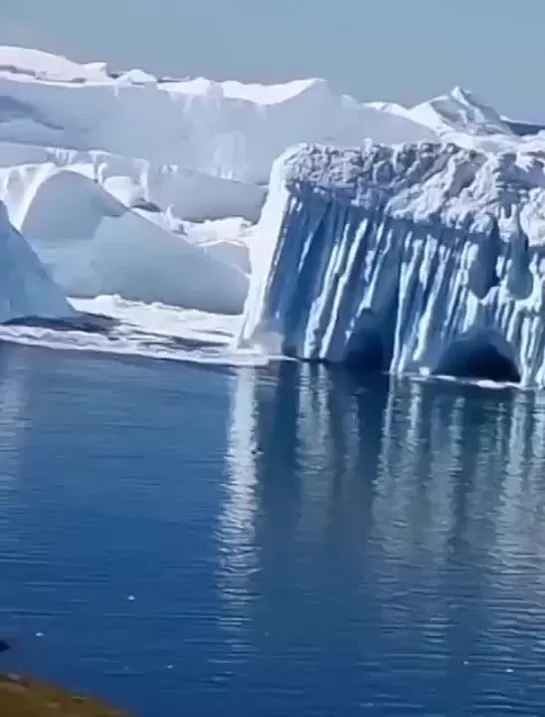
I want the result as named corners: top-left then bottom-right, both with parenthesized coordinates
top-left (239, 142), bottom-right (545, 387)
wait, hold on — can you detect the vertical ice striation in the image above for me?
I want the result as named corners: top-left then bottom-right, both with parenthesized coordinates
top-left (239, 142), bottom-right (545, 387)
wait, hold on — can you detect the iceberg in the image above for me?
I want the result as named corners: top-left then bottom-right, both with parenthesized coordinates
top-left (407, 87), bottom-right (515, 137)
top-left (239, 141), bottom-right (545, 387)
top-left (9, 166), bottom-right (249, 314)
top-left (0, 199), bottom-right (74, 323)
top-left (0, 46), bottom-right (445, 313)
top-left (0, 47), bottom-right (437, 184)
top-left (4, 45), bottom-right (545, 378)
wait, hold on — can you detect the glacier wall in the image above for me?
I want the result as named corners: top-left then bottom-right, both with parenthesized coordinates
top-left (239, 142), bottom-right (545, 387)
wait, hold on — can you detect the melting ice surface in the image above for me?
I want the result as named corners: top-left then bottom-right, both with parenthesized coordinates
top-left (2, 46), bottom-right (545, 382)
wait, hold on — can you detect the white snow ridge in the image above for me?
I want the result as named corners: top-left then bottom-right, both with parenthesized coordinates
top-left (2, 45), bottom-right (545, 385)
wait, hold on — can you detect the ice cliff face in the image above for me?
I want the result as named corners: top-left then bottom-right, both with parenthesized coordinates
top-left (0, 199), bottom-right (74, 323)
top-left (239, 141), bottom-right (545, 387)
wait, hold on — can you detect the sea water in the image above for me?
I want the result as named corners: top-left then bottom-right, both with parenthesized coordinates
top-left (1, 345), bottom-right (545, 716)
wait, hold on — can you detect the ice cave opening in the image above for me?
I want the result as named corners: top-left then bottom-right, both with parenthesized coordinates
top-left (342, 310), bottom-right (393, 374)
top-left (343, 328), bottom-right (385, 373)
top-left (433, 331), bottom-right (521, 384)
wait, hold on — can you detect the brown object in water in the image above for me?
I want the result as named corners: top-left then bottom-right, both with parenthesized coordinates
top-left (0, 673), bottom-right (131, 716)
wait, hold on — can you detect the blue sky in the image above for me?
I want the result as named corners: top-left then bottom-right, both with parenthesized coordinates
top-left (3, 0), bottom-right (544, 119)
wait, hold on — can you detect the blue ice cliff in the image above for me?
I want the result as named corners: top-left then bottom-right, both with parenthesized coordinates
top-left (238, 141), bottom-right (545, 386)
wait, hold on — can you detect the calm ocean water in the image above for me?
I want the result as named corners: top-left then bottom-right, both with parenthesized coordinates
top-left (1, 344), bottom-right (545, 715)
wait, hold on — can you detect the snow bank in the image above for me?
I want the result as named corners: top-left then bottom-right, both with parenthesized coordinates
top-left (0, 199), bottom-right (74, 323)
top-left (239, 141), bottom-right (545, 386)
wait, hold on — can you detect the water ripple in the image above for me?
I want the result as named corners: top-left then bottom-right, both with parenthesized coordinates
top-left (1, 353), bottom-right (545, 715)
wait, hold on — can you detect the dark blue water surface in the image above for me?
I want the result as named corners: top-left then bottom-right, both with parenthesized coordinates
top-left (1, 345), bottom-right (545, 716)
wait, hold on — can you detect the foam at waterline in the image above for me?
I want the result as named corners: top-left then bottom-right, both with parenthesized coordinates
top-left (0, 296), bottom-right (272, 367)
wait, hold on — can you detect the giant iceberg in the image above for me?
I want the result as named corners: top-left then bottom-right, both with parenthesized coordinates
top-left (4, 45), bottom-right (545, 380)
top-left (239, 141), bottom-right (545, 386)
top-left (0, 47), bottom-right (437, 183)
top-left (0, 46), bottom-right (445, 313)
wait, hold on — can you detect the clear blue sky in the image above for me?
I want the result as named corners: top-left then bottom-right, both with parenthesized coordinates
top-left (3, 0), bottom-right (544, 120)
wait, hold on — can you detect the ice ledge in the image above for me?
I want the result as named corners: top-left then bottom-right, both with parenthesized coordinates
top-left (279, 141), bottom-right (545, 239)
top-left (239, 142), bottom-right (545, 387)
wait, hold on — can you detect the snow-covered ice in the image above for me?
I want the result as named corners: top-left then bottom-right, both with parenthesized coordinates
top-left (12, 167), bottom-right (249, 314)
top-left (0, 47), bottom-right (436, 182)
top-left (2, 45), bottom-right (545, 384)
top-left (0, 46), bottom-right (441, 315)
